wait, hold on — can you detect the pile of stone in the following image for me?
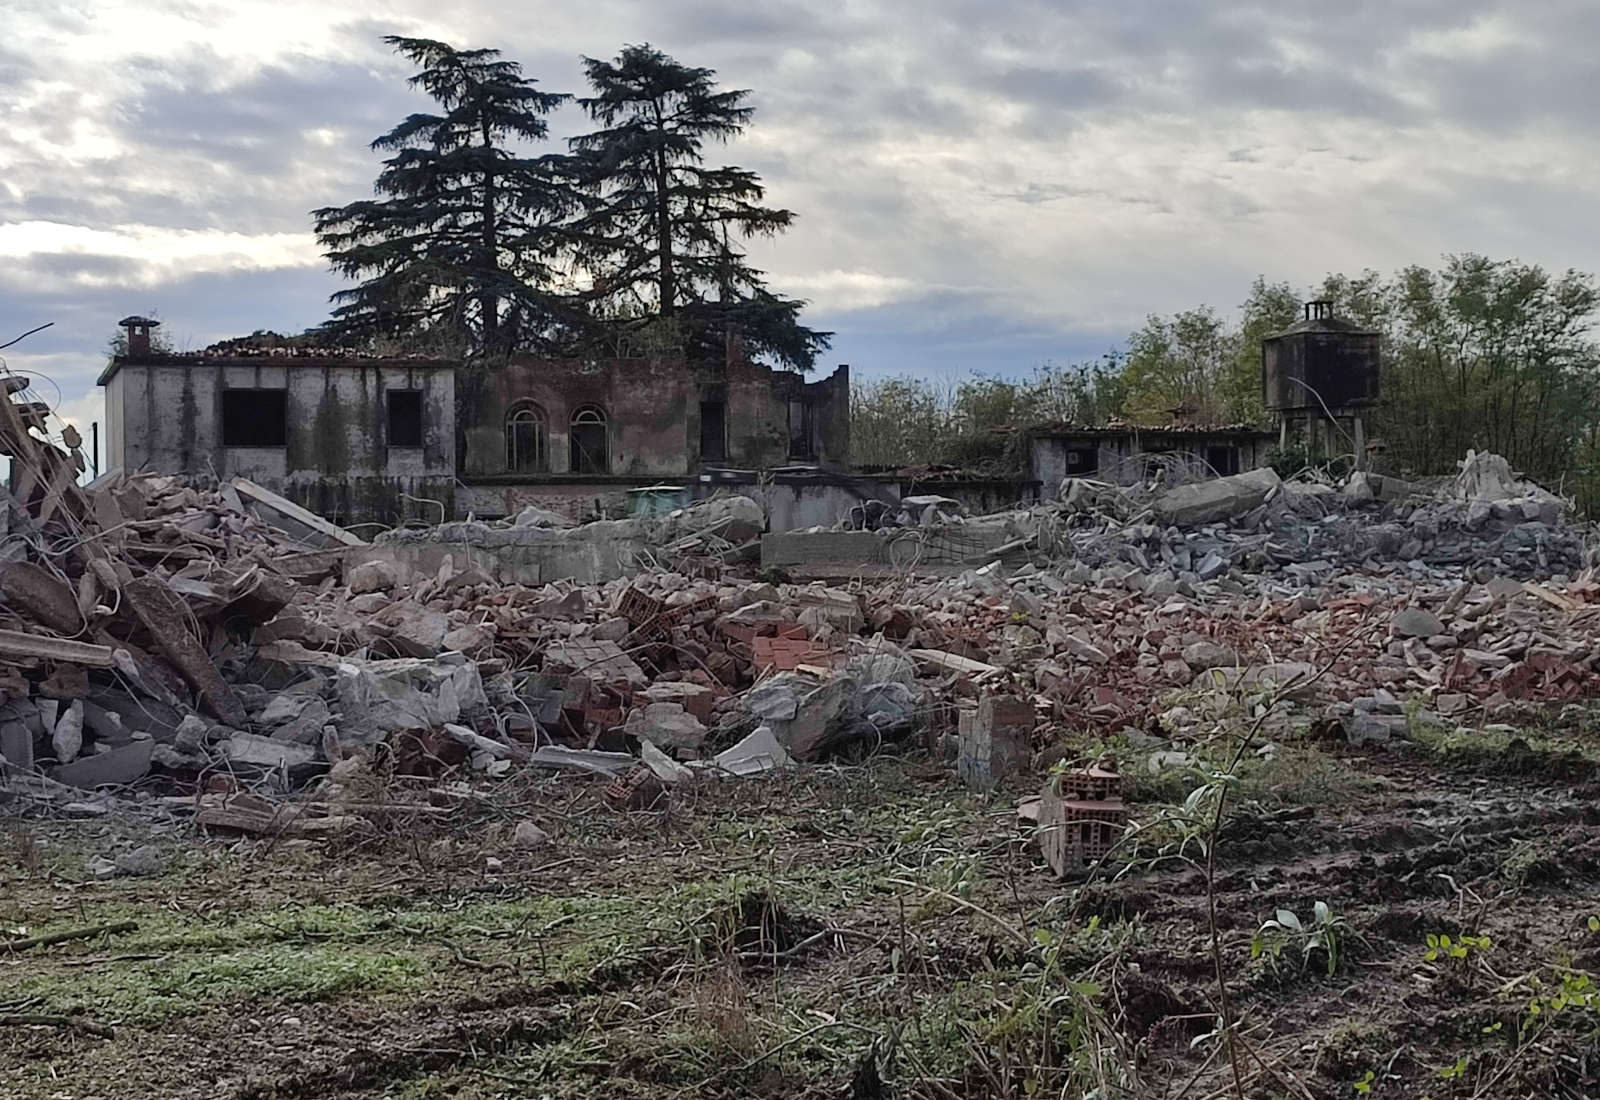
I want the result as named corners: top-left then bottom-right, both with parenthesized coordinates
top-left (0, 379), bottom-right (921, 815)
top-left (3, 360), bottom-right (1595, 846)
top-left (1037, 456), bottom-right (1587, 585)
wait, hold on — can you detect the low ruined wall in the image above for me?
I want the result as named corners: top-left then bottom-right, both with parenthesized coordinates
top-left (277, 475), bottom-right (455, 531)
top-left (761, 520), bottom-right (1023, 577)
top-left (365, 496), bottom-right (764, 585)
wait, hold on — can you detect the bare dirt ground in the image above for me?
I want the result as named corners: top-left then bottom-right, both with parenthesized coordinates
top-left (6, 716), bottom-right (1600, 1099)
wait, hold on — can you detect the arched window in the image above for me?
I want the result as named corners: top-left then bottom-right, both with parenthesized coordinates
top-left (506, 403), bottom-right (548, 473)
top-left (570, 405), bottom-right (608, 474)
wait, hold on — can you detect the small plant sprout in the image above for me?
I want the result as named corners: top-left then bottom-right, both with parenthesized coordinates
top-left (1351, 1067), bottom-right (1375, 1093)
top-left (1523, 969), bottom-right (1600, 1032)
top-left (1422, 932), bottom-right (1491, 963)
top-left (1252, 900), bottom-right (1352, 976)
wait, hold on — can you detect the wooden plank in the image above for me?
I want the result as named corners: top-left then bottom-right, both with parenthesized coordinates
top-left (0, 629), bottom-right (115, 667)
top-left (232, 478), bottom-right (367, 547)
top-left (122, 575), bottom-right (247, 727)
top-left (1523, 583), bottom-right (1581, 613)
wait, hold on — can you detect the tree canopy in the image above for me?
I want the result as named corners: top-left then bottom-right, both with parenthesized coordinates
top-left (567, 44), bottom-right (830, 369)
top-left (313, 38), bottom-right (574, 355)
top-left (314, 38), bottom-right (828, 370)
top-left (848, 256), bottom-right (1600, 513)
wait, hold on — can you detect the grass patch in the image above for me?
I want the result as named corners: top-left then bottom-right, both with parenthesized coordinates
top-left (14, 942), bottom-right (431, 1022)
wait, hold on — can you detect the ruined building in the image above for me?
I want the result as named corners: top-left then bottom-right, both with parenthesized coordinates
top-left (1028, 422), bottom-right (1277, 489)
top-left (99, 316), bottom-right (849, 526)
top-left (1027, 300), bottom-right (1382, 496)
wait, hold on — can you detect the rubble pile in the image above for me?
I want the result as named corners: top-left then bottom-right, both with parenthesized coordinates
top-left (0, 382), bottom-right (926, 819)
top-left (1030, 457), bottom-right (1585, 583)
top-left (1, 348), bottom-right (1596, 844)
top-left (837, 458), bottom-right (1595, 743)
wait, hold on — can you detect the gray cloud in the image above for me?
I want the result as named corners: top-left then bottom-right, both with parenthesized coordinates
top-left (2, 0), bottom-right (1598, 440)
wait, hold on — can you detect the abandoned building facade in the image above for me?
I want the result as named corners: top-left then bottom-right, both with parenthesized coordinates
top-left (99, 317), bottom-right (848, 526)
top-left (1027, 423), bottom-right (1277, 489)
top-left (97, 300), bottom-right (1374, 530)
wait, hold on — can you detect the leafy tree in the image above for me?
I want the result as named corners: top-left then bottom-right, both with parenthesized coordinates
top-left (313, 36), bottom-right (574, 354)
top-left (1027, 356), bottom-right (1127, 427)
top-left (1119, 306), bottom-right (1236, 423)
top-left (849, 377), bottom-right (954, 468)
top-left (1230, 277), bottom-right (1301, 421)
top-left (569, 44), bottom-right (830, 369)
top-left (1361, 255), bottom-right (1600, 488)
top-left (849, 363), bottom-right (1124, 469)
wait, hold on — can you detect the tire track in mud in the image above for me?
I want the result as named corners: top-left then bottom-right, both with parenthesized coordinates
top-left (1087, 740), bottom-right (1600, 1097)
top-left (225, 947), bottom-right (685, 1099)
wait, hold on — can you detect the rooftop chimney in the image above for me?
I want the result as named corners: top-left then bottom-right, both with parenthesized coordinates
top-left (118, 315), bottom-right (160, 357)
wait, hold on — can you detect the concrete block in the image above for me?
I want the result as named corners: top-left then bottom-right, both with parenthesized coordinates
top-left (957, 694), bottom-right (1034, 792)
top-left (52, 740), bottom-right (154, 789)
top-left (1153, 468), bottom-right (1281, 527)
top-left (221, 733), bottom-right (317, 769)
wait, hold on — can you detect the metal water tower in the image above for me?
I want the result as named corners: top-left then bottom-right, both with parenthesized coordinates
top-left (1262, 301), bottom-right (1380, 465)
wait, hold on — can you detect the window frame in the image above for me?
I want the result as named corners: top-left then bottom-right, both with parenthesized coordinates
top-left (386, 389), bottom-right (424, 449)
top-left (220, 388), bottom-right (288, 448)
top-left (506, 402), bottom-right (550, 473)
top-left (569, 404), bottom-right (609, 474)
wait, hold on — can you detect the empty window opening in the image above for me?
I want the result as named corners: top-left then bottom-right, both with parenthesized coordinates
top-left (787, 400), bottom-right (814, 458)
top-left (1205, 445), bottom-right (1241, 477)
top-left (1064, 445), bottom-right (1098, 477)
top-left (387, 390), bottom-right (423, 447)
top-left (507, 403), bottom-right (549, 472)
top-left (221, 389), bottom-right (287, 447)
top-left (570, 405), bottom-right (608, 474)
top-left (700, 399), bottom-right (726, 463)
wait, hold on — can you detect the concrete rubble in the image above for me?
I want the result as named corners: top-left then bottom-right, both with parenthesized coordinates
top-left (0, 358), bottom-right (1597, 851)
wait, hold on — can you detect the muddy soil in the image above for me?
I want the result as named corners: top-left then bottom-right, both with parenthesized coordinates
top-left (4, 734), bottom-right (1600, 1099)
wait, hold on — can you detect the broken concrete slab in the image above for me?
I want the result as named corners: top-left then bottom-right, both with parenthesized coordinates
top-left (1181, 641), bottom-right (1238, 670)
top-left (1153, 467), bottom-right (1281, 527)
top-left (269, 697), bottom-right (331, 745)
top-left (544, 639), bottom-right (647, 691)
top-left (332, 654), bottom-right (486, 742)
top-left (0, 560), bottom-right (84, 634)
top-left (1060, 634), bottom-right (1110, 664)
top-left (372, 601), bottom-right (450, 657)
top-left (1393, 607), bottom-right (1446, 638)
top-left (512, 820), bottom-right (552, 847)
top-left (51, 700), bottom-right (83, 764)
top-left (623, 702), bottom-right (707, 752)
top-left (52, 740), bottom-right (154, 789)
top-left (641, 681), bottom-right (717, 723)
top-left (220, 732), bottom-right (317, 769)
top-left (259, 690), bottom-right (322, 727)
top-left (957, 694), bottom-right (1034, 792)
top-left (347, 558), bottom-right (400, 594)
top-left (113, 844), bottom-right (164, 877)
top-left (702, 726), bottom-right (793, 776)
top-left (0, 719), bottom-right (33, 771)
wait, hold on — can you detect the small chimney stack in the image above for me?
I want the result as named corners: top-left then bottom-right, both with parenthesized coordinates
top-left (118, 315), bottom-right (160, 357)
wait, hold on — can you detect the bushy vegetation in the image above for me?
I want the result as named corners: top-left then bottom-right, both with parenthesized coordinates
top-left (852, 256), bottom-right (1600, 514)
top-left (849, 360), bottom-right (1125, 471)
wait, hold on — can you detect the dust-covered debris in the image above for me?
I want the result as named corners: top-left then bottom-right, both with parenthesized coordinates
top-left (5, 353), bottom-right (1600, 1099)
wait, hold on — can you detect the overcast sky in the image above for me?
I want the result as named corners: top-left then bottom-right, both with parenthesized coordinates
top-left (3, 0), bottom-right (1598, 449)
